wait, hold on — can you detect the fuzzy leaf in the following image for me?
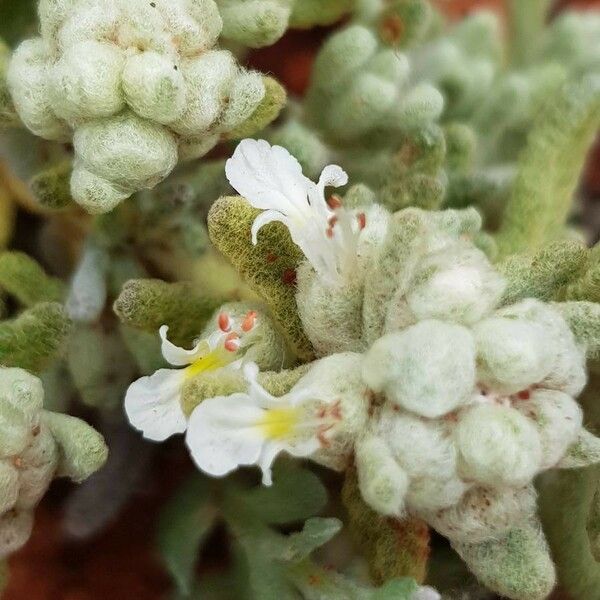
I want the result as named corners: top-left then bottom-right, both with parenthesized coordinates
top-left (65, 241), bottom-right (108, 323)
top-left (0, 302), bottom-right (71, 373)
top-left (208, 196), bottom-right (312, 360)
top-left (554, 300), bottom-right (600, 359)
top-left (452, 521), bottom-right (555, 600)
top-left (158, 475), bottom-right (217, 597)
top-left (42, 411), bottom-right (108, 482)
top-left (538, 466), bottom-right (600, 599)
top-left (508, 0), bottom-right (552, 66)
top-left (557, 429), bottom-right (600, 469)
top-left (242, 463), bottom-right (327, 525)
top-left (0, 251), bottom-right (65, 306)
top-left (114, 279), bottom-right (223, 347)
top-left (282, 518), bottom-right (342, 562)
top-left (29, 160), bottom-right (74, 209)
top-left (227, 77), bottom-right (286, 140)
top-left (499, 240), bottom-right (589, 305)
top-left (496, 74), bottom-right (600, 257)
top-left (342, 469), bottom-right (429, 585)
top-left (290, 0), bottom-right (352, 29)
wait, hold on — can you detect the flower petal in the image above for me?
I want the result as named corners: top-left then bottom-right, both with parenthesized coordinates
top-left (250, 210), bottom-right (291, 245)
top-left (257, 441), bottom-right (283, 486)
top-left (318, 164), bottom-right (348, 189)
top-left (225, 139), bottom-right (312, 216)
top-left (243, 362), bottom-right (282, 408)
top-left (185, 394), bottom-right (266, 478)
top-left (159, 325), bottom-right (210, 366)
top-left (125, 369), bottom-right (186, 441)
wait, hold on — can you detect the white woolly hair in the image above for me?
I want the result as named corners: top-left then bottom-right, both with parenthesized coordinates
top-left (514, 389), bottom-right (583, 469)
top-left (295, 352), bottom-right (370, 472)
top-left (497, 299), bottom-right (587, 396)
top-left (425, 485), bottom-right (538, 545)
top-left (455, 404), bottom-right (542, 488)
top-left (406, 475), bottom-right (470, 512)
top-left (474, 316), bottom-right (556, 394)
top-left (355, 434), bottom-right (409, 517)
top-left (406, 243), bottom-right (506, 326)
top-left (362, 320), bottom-right (476, 418)
top-left (8, 0), bottom-right (266, 211)
top-left (378, 405), bottom-right (458, 480)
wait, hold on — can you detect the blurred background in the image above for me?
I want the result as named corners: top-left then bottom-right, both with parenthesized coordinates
top-left (0, 0), bottom-right (599, 598)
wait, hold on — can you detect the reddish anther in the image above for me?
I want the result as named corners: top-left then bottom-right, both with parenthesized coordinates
top-left (357, 212), bottom-right (366, 230)
top-left (517, 390), bottom-right (531, 400)
top-left (224, 332), bottom-right (240, 352)
top-left (241, 310), bottom-right (258, 332)
top-left (218, 312), bottom-right (231, 332)
top-left (327, 194), bottom-right (343, 209)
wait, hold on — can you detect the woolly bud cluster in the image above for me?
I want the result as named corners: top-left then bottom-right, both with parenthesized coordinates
top-left (7, 0), bottom-right (279, 213)
top-left (412, 11), bottom-right (501, 120)
top-left (0, 367), bottom-right (107, 558)
top-left (305, 24), bottom-right (444, 145)
top-left (351, 213), bottom-right (588, 558)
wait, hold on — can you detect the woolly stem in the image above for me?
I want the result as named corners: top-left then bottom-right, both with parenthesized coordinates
top-left (507, 0), bottom-right (552, 67)
top-left (495, 75), bottom-right (600, 258)
top-left (341, 468), bottom-right (430, 585)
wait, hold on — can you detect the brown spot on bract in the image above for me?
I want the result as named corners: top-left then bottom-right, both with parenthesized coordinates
top-left (282, 268), bottom-right (297, 286)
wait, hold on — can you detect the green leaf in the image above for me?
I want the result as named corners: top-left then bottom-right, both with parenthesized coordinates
top-left (208, 196), bottom-right (313, 361)
top-left (42, 411), bottom-right (108, 483)
top-left (158, 475), bottom-right (218, 597)
top-left (241, 463), bottom-right (327, 525)
top-left (372, 578), bottom-right (419, 600)
top-left (507, 0), bottom-right (552, 66)
top-left (113, 279), bottom-right (223, 347)
top-left (496, 75), bottom-right (600, 257)
top-left (0, 302), bottom-right (71, 374)
top-left (554, 300), bottom-right (600, 359)
top-left (498, 240), bottom-right (589, 305)
top-left (283, 518), bottom-right (342, 562)
top-left (0, 251), bottom-right (65, 306)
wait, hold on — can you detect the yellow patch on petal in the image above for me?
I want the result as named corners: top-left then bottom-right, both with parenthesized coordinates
top-left (185, 350), bottom-right (228, 379)
top-left (258, 407), bottom-right (300, 440)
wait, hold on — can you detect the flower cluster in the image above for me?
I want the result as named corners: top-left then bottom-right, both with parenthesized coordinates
top-left (7, 0), bottom-right (277, 213)
top-left (126, 305), bottom-right (261, 442)
top-left (125, 140), bottom-right (600, 599)
top-left (125, 302), bottom-right (369, 484)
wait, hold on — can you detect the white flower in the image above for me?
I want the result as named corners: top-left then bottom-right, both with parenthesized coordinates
top-left (185, 362), bottom-right (345, 485)
top-left (225, 138), bottom-right (366, 287)
top-left (124, 309), bottom-right (259, 442)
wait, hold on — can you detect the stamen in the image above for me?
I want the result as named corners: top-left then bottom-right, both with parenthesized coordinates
top-left (218, 312), bottom-right (232, 332)
top-left (517, 390), bottom-right (531, 400)
top-left (224, 332), bottom-right (240, 352)
top-left (241, 311), bottom-right (258, 332)
top-left (357, 212), bottom-right (366, 230)
top-left (327, 194), bottom-right (343, 209)
top-left (326, 215), bottom-right (338, 239)
top-left (317, 424), bottom-right (334, 448)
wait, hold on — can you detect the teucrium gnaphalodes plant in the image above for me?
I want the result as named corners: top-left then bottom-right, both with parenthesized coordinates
top-left (6, 0), bottom-right (285, 213)
top-left (124, 139), bottom-right (600, 600)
